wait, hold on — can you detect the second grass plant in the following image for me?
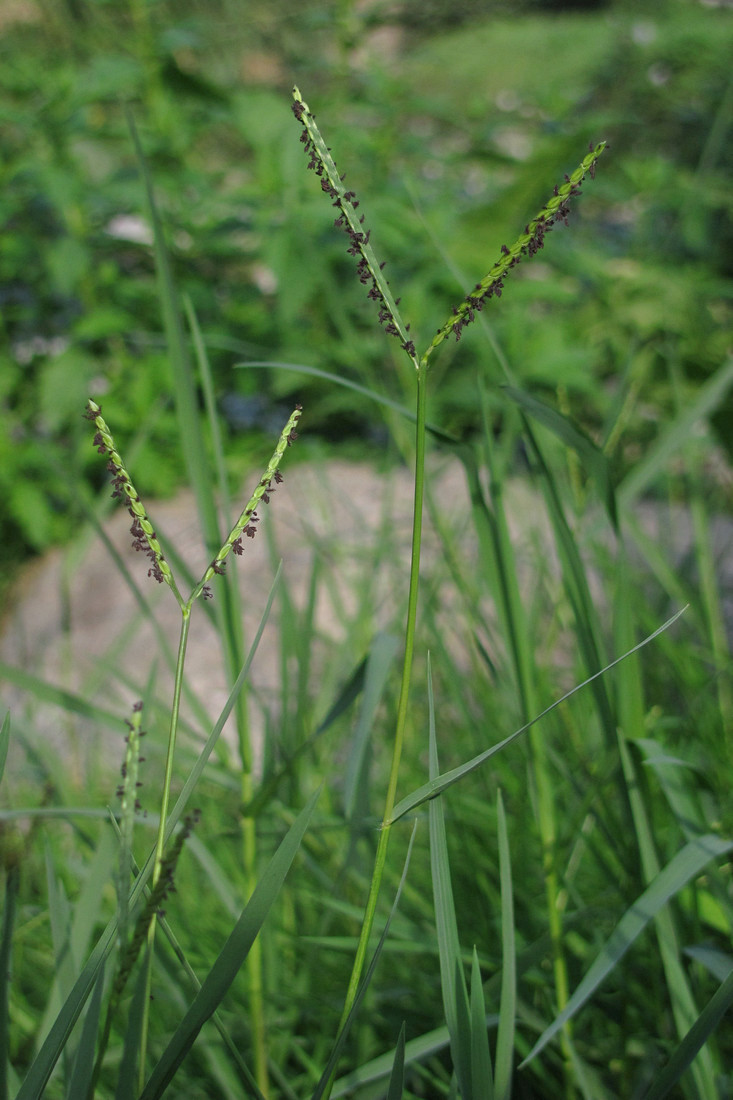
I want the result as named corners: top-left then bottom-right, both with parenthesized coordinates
top-left (290, 85), bottom-right (607, 1086)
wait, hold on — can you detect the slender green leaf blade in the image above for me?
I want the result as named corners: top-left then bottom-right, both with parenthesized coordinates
top-left (618, 355), bottom-right (733, 510)
top-left (385, 1023), bottom-right (406, 1100)
top-left (388, 609), bottom-right (687, 824)
top-left (470, 949), bottom-right (493, 1100)
top-left (114, 948), bottom-right (151, 1100)
top-left (15, 571), bottom-right (282, 1100)
top-left (0, 665), bottom-right (120, 728)
top-left (521, 834), bottom-right (733, 1066)
top-left (427, 658), bottom-right (472, 1097)
top-left (642, 968), bottom-right (733, 1100)
top-left (65, 964), bottom-right (105, 1100)
top-left (332, 1023), bottom-right (452, 1096)
top-left (139, 788), bottom-right (321, 1100)
top-left (0, 863), bottom-right (19, 1100)
top-left (503, 385), bottom-right (617, 529)
top-left (344, 632), bottom-right (400, 820)
top-left (493, 790), bottom-right (516, 1100)
top-left (0, 712), bottom-right (9, 784)
top-left (310, 822), bottom-right (418, 1100)
top-left (236, 361), bottom-right (459, 445)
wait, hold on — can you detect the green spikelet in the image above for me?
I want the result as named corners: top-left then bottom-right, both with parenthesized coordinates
top-left (423, 142), bottom-right (607, 366)
top-left (192, 404), bottom-right (304, 600)
top-left (291, 87), bottom-right (418, 365)
top-left (84, 400), bottom-right (184, 605)
top-left (115, 701), bottom-right (145, 952)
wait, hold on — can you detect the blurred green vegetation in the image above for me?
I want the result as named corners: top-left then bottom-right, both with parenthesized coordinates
top-left (0, 0), bottom-right (731, 577)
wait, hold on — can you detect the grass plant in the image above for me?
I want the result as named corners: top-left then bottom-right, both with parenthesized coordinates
top-left (1, 80), bottom-right (732, 1100)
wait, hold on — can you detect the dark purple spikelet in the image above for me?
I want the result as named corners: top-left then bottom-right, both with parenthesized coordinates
top-left (432, 142), bottom-right (606, 350)
top-left (291, 90), bottom-right (414, 359)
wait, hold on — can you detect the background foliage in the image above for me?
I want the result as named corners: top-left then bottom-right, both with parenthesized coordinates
top-left (1, 2), bottom-right (732, 1098)
top-left (1, 0), bottom-right (731, 575)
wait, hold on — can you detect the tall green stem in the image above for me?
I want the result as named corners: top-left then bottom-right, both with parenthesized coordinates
top-left (138, 607), bottom-right (191, 1088)
top-left (335, 364), bottom-right (428, 1037)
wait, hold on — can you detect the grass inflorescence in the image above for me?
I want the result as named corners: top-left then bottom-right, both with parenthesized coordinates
top-left (1, 80), bottom-right (731, 1100)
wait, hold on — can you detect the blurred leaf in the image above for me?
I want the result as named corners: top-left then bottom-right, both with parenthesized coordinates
top-left (114, 948), bottom-right (150, 1100)
top-left (138, 787), bottom-right (321, 1100)
top-left (493, 789), bottom-right (515, 1100)
top-left (385, 1023), bottom-right (406, 1100)
top-left (65, 965), bottom-right (105, 1100)
top-left (0, 713), bottom-right (9, 784)
top-left (332, 1024), bottom-right (452, 1097)
top-left (388, 608), bottom-right (687, 824)
top-left (504, 384), bottom-right (617, 530)
top-left (521, 833), bottom-right (733, 1067)
top-left (39, 349), bottom-right (96, 432)
top-left (642, 968), bottom-right (733, 1100)
top-left (469, 949), bottom-right (493, 1099)
top-left (310, 820), bottom-right (418, 1100)
top-left (618, 356), bottom-right (733, 509)
top-left (0, 860), bottom-right (19, 1100)
top-left (343, 632), bottom-right (400, 821)
top-left (427, 656), bottom-right (472, 1097)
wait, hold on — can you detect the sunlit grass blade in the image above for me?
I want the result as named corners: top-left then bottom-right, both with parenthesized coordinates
top-left (138, 786), bottom-right (321, 1100)
top-left (469, 382), bottom-right (575, 1072)
top-left (460, 393), bottom-right (532, 713)
top-left (520, 832), bottom-right (733, 1067)
top-left (385, 1023), bottom-right (406, 1100)
top-left (493, 789), bottom-right (515, 1100)
top-left (387, 608), bottom-right (687, 824)
top-left (183, 292), bottom-right (254, 757)
top-left (427, 656), bottom-right (472, 1097)
top-left (642, 968), bottom-right (733, 1100)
